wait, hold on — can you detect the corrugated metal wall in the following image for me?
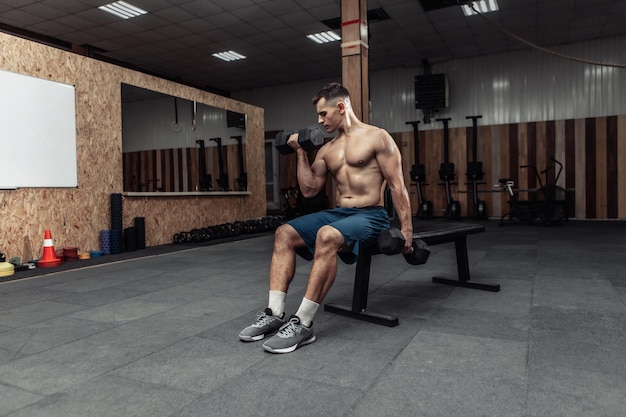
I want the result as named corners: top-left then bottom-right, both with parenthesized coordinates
top-left (234, 36), bottom-right (626, 131)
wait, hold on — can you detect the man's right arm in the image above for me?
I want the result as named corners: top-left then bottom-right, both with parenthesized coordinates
top-left (288, 134), bottom-right (327, 198)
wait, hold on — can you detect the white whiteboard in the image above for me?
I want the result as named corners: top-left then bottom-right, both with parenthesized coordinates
top-left (0, 70), bottom-right (77, 188)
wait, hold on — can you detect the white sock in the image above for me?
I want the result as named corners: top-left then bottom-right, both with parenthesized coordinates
top-left (295, 298), bottom-right (319, 327)
top-left (268, 290), bottom-right (286, 317)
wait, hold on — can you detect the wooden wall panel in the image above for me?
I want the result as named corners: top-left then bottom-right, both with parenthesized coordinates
top-left (574, 118), bottom-right (586, 218)
top-left (595, 117), bottom-right (608, 218)
top-left (585, 118), bottom-right (597, 218)
top-left (619, 115), bottom-right (626, 219)
top-left (554, 120), bottom-right (566, 188)
top-left (606, 116), bottom-right (618, 219)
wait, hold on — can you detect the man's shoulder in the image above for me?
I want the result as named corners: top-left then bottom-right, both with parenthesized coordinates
top-left (358, 124), bottom-right (389, 139)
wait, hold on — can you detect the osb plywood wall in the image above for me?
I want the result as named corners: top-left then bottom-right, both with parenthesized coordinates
top-left (0, 32), bottom-right (264, 262)
top-left (396, 116), bottom-right (626, 220)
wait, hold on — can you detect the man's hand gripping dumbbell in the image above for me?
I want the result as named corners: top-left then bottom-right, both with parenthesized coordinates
top-left (377, 227), bottom-right (430, 265)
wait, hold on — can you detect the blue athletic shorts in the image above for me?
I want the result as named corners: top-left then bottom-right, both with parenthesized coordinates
top-left (287, 206), bottom-right (390, 264)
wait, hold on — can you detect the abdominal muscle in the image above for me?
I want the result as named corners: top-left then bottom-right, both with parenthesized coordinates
top-left (333, 165), bottom-right (385, 208)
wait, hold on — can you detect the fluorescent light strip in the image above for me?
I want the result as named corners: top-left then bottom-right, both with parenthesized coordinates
top-left (99, 1), bottom-right (147, 19)
top-left (212, 51), bottom-right (247, 62)
top-left (307, 31), bottom-right (341, 44)
top-left (462, 0), bottom-right (499, 16)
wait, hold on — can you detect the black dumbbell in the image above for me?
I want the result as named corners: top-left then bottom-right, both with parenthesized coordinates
top-left (275, 124), bottom-right (325, 155)
top-left (377, 227), bottom-right (431, 265)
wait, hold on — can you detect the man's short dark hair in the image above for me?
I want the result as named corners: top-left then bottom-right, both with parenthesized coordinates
top-left (313, 82), bottom-right (351, 105)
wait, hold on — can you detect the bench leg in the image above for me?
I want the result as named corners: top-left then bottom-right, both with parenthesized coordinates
top-left (324, 251), bottom-right (399, 327)
top-left (432, 237), bottom-right (500, 292)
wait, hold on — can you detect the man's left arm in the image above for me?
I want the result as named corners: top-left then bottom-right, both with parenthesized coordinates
top-left (376, 130), bottom-right (413, 252)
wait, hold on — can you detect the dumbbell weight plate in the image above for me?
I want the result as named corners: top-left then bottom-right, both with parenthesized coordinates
top-left (298, 125), bottom-right (325, 152)
top-left (275, 131), bottom-right (295, 155)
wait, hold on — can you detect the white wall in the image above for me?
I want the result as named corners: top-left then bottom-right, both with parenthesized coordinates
top-left (233, 36), bottom-right (626, 132)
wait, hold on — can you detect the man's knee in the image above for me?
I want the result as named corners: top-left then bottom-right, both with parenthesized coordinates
top-left (274, 223), bottom-right (304, 247)
top-left (315, 225), bottom-right (345, 251)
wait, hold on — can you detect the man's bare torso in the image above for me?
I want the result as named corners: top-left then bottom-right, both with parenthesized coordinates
top-left (319, 125), bottom-right (385, 208)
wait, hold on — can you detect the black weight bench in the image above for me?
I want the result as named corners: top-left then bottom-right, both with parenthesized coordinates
top-left (324, 221), bottom-right (499, 327)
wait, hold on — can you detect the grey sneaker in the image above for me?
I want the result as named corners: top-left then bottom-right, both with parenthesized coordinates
top-left (262, 315), bottom-right (316, 354)
top-left (239, 308), bottom-right (285, 342)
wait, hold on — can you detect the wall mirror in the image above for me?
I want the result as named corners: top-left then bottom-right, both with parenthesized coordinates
top-left (121, 83), bottom-right (247, 193)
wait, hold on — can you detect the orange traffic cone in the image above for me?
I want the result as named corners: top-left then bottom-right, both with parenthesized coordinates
top-left (38, 229), bottom-right (62, 267)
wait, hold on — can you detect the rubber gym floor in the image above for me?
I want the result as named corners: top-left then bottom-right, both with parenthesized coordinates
top-left (0, 219), bottom-right (624, 417)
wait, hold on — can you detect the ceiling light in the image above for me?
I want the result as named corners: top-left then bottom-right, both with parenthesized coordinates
top-left (307, 31), bottom-right (341, 44)
top-left (462, 0), bottom-right (499, 16)
top-left (99, 1), bottom-right (147, 19)
top-left (212, 51), bottom-right (247, 62)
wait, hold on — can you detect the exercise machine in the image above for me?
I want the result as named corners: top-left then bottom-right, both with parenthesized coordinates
top-left (498, 157), bottom-right (572, 225)
top-left (465, 115), bottom-right (487, 219)
top-left (406, 120), bottom-right (433, 218)
top-left (436, 118), bottom-right (461, 218)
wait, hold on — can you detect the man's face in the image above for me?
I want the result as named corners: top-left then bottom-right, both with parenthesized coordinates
top-left (316, 97), bottom-right (342, 133)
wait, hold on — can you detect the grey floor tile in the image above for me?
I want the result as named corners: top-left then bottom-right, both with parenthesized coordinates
top-left (181, 272), bottom-right (263, 293)
top-left (108, 336), bottom-right (266, 395)
top-left (347, 329), bottom-right (529, 417)
top-left (349, 367), bottom-right (526, 417)
top-left (80, 313), bottom-right (212, 351)
top-left (531, 305), bottom-right (626, 336)
top-left (395, 331), bottom-right (528, 381)
top-left (356, 292), bottom-right (446, 320)
top-left (0, 347), bottom-right (12, 365)
top-left (67, 298), bottom-right (176, 324)
top-left (41, 275), bottom-right (125, 294)
top-left (131, 283), bottom-right (218, 304)
top-left (112, 274), bottom-right (199, 294)
top-left (253, 333), bottom-right (401, 390)
top-left (423, 307), bottom-right (530, 341)
top-left (0, 288), bottom-right (68, 309)
top-left (0, 301), bottom-right (86, 328)
top-left (441, 278), bottom-right (533, 316)
top-left (0, 338), bottom-right (153, 395)
top-left (529, 327), bottom-right (626, 375)
top-left (5, 374), bottom-right (198, 417)
top-left (318, 313), bottom-right (422, 350)
top-left (0, 316), bottom-right (115, 360)
top-left (533, 275), bottom-right (625, 315)
top-left (377, 271), bottom-right (456, 299)
top-left (161, 295), bottom-right (263, 325)
top-left (527, 364), bottom-right (626, 417)
top-left (49, 284), bottom-right (146, 307)
top-left (0, 383), bottom-right (45, 416)
top-left (169, 370), bottom-right (363, 417)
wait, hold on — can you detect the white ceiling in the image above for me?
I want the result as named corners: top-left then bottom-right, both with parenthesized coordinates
top-left (1, 0), bottom-right (624, 95)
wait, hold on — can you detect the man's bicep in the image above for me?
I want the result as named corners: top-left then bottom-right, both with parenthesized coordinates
top-left (377, 134), bottom-right (404, 184)
top-left (311, 159), bottom-right (328, 190)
